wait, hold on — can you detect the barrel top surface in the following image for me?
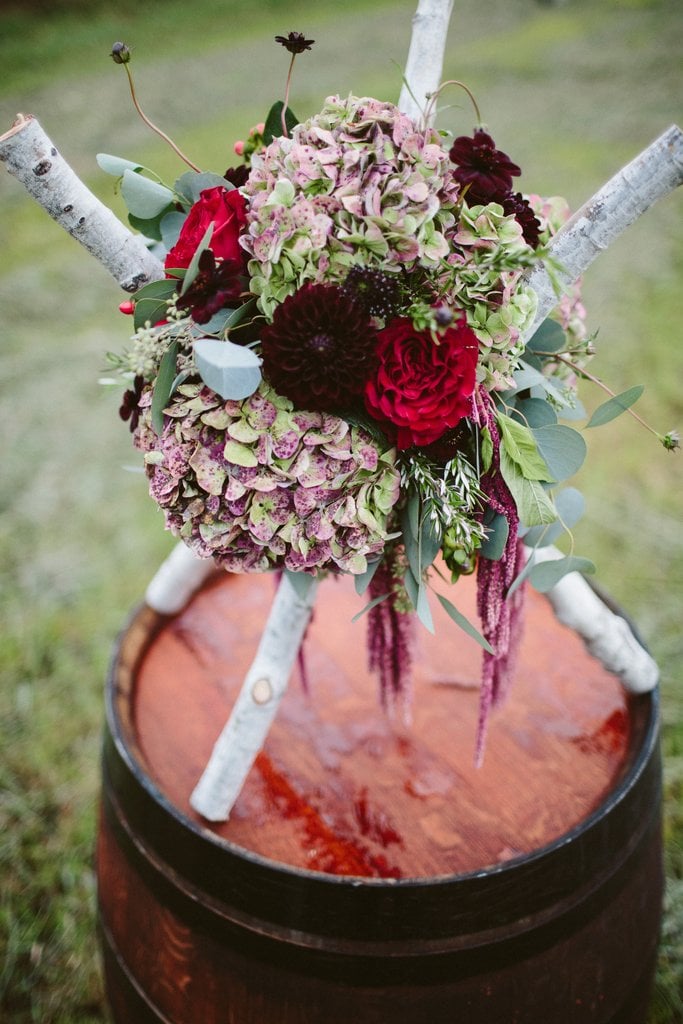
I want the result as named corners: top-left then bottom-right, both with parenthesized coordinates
top-left (117, 569), bottom-right (647, 880)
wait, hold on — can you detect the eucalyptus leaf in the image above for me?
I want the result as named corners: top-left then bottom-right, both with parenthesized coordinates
top-left (194, 338), bottom-right (262, 400)
top-left (555, 486), bottom-right (585, 527)
top-left (193, 308), bottom-right (237, 336)
top-left (174, 170), bottom-right (234, 206)
top-left (527, 317), bottom-right (567, 354)
top-left (226, 297), bottom-right (259, 333)
top-left (151, 341), bottom-right (179, 434)
top-left (555, 397), bottom-right (587, 423)
top-left (354, 558), bottom-right (383, 596)
top-left (511, 397), bottom-right (558, 428)
top-left (419, 515), bottom-right (442, 574)
top-left (532, 424), bottom-right (587, 482)
top-left (160, 210), bottom-right (187, 251)
top-left (121, 169), bottom-right (175, 219)
top-left (128, 209), bottom-right (176, 243)
top-left (416, 582), bottom-right (435, 633)
top-left (436, 593), bottom-right (494, 654)
top-left (350, 592), bottom-right (391, 623)
top-left (179, 222), bottom-right (214, 295)
top-left (586, 385), bottom-right (644, 428)
top-left (263, 100), bottom-right (300, 145)
top-left (97, 153), bottom-right (144, 177)
top-left (133, 278), bottom-right (178, 331)
top-left (479, 512), bottom-right (509, 560)
top-left (284, 568), bottom-right (317, 600)
top-left (522, 519), bottom-right (566, 549)
top-left (529, 556), bottom-right (596, 592)
top-left (512, 362), bottom-right (571, 407)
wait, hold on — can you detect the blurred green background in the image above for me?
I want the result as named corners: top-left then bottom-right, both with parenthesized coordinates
top-left (0, 0), bottom-right (682, 1020)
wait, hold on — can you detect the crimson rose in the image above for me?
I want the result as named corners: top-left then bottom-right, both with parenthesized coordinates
top-left (165, 186), bottom-right (247, 270)
top-left (364, 318), bottom-right (478, 449)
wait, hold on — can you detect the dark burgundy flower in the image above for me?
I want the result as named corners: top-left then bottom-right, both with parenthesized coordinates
top-left (500, 191), bottom-right (542, 248)
top-left (275, 31), bottom-right (314, 54)
top-left (223, 164), bottom-right (250, 188)
top-left (449, 129), bottom-right (521, 204)
top-left (165, 187), bottom-right (247, 271)
top-left (260, 283), bottom-right (377, 412)
top-left (341, 266), bottom-right (404, 320)
top-left (364, 317), bottom-right (478, 449)
top-left (176, 249), bottom-right (244, 324)
top-left (119, 375), bottom-right (144, 432)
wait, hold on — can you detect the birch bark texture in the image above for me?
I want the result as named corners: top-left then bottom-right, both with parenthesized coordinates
top-left (398, 0), bottom-right (455, 123)
top-left (0, 113), bottom-right (164, 292)
top-left (522, 123), bottom-right (683, 340)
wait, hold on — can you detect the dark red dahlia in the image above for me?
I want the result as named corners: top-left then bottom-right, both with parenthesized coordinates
top-left (449, 129), bottom-right (521, 204)
top-left (260, 283), bottom-right (378, 412)
top-left (176, 249), bottom-right (244, 324)
top-left (500, 191), bottom-right (542, 248)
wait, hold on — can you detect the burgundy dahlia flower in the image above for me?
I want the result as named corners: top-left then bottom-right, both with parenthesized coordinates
top-left (449, 129), bottom-right (521, 205)
top-left (260, 283), bottom-right (378, 413)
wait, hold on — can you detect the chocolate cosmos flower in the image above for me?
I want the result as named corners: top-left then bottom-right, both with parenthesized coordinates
top-left (275, 32), bottom-right (315, 54)
top-left (500, 191), bottom-right (542, 248)
top-left (449, 129), bottom-right (521, 204)
top-left (176, 249), bottom-right (244, 324)
top-left (260, 283), bottom-right (377, 413)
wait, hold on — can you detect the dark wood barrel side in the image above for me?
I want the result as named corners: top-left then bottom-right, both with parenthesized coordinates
top-left (97, 572), bottom-right (663, 1024)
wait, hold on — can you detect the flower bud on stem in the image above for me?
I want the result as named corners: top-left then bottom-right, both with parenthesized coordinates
top-left (110, 42), bottom-right (201, 173)
top-left (547, 351), bottom-right (679, 452)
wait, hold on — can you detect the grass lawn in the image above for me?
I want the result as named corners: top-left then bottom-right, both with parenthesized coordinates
top-left (1, 0), bottom-right (682, 1020)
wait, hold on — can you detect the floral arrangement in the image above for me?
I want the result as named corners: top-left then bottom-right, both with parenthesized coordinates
top-left (104, 35), bottom-right (676, 758)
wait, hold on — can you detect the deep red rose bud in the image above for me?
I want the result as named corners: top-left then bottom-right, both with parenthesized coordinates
top-left (364, 317), bottom-right (478, 449)
top-left (165, 186), bottom-right (247, 271)
top-left (118, 300), bottom-right (135, 315)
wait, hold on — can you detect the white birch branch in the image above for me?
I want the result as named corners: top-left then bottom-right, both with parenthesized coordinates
top-left (398, 0), bottom-right (454, 124)
top-left (189, 574), bottom-right (320, 821)
top-left (145, 543), bottom-right (216, 615)
top-left (522, 124), bottom-right (683, 339)
top-left (0, 114), bottom-right (164, 292)
top-left (529, 547), bottom-right (659, 694)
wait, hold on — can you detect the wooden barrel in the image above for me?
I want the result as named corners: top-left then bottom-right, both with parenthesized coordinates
top-left (97, 569), bottom-right (663, 1024)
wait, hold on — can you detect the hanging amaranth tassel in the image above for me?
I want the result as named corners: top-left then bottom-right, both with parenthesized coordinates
top-left (474, 395), bottom-right (528, 766)
top-left (367, 558), bottom-right (415, 713)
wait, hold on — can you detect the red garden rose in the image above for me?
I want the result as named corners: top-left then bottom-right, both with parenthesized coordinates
top-left (364, 317), bottom-right (478, 449)
top-left (165, 186), bottom-right (247, 270)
